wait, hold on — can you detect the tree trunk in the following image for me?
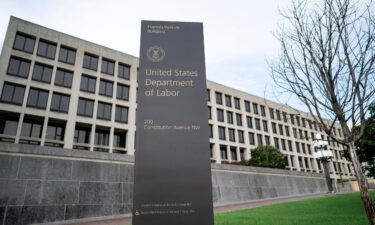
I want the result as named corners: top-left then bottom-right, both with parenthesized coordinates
top-left (349, 141), bottom-right (375, 225)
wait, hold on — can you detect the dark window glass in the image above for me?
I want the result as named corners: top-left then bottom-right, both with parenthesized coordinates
top-left (83, 53), bottom-right (98, 71)
top-left (240, 148), bottom-right (245, 161)
top-left (207, 89), bottom-right (210, 102)
top-left (288, 140), bottom-right (293, 152)
top-left (227, 111), bottom-right (233, 124)
top-left (27, 88), bottom-right (49, 109)
top-left (257, 134), bottom-right (263, 145)
top-left (236, 114), bottom-right (242, 126)
top-left (113, 130), bottom-right (127, 148)
top-left (245, 101), bottom-right (251, 113)
top-left (115, 105), bottom-right (128, 123)
top-left (285, 126), bottom-right (290, 136)
top-left (32, 62), bottom-right (52, 83)
top-left (21, 117), bottom-right (43, 138)
top-left (220, 146), bottom-right (227, 160)
top-left (99, 80), bottom-right (113, 97)
top-left (74, 125), bottom-right (91, 143)
top-left (265, 135), bottom-right (270, 145)
top-left (13, 32), bottom-right (35, 53)
top-left (283, 112), bottom-right (288, 122)
top-left (253, 103), bottom-right (258, 114)
top-left (276, 110), bottom-right (281, 120)
top-left (279, 124), bottom-right (284, 135)
top-left (50, 92), bottom-right (70, 113)
top-left (295, 142), bottom-right (300, 153)
top-left (97, 102), bottom-right (112, 120)
top-left (37, 40), bottom-right (57, 59)
top-left (272, 122), bottom-right (277, 134)
top-left (281, 139), bottom-right (286, 150)
top-left (209, 124), bottom-right (213, 138)
top-left (7, 56), bottom-right (30, 78)
top-left (217, 109), bottom-right (224, 122)
top-left (269, 108), bottom-right (274, 119)
top-left (55, 68), bottom-right (73, 88)
top-left (118, 63), bottom-right (130, 79)
top-left (231, 148), bottom-right (237, 161)
top-left (248, 132), bottom-right (255, 145)
top-left (246, 116), bottom-right (253, 128)
top-left (260, 105), bottom-right (266, 116)
top-left (234, 97), bottom-right (240, 109)
top-left (101, 58), bottom-right (115, 75)
top-left (95, 128), bottom-right (110, 146)
top-left (215, 92), bottom-right (222, 105)
top-left (1, 83), bottom-right (25, 105)
top-left (262, 120), bottom-right (268, 132)
top-left (208, 106), bottom-right (212, 119)
top-left (290, 114), bottom-right (295, 124)
top-left (80, 75), bottom-right (96, 93)
top-left (225, 95), bottom-right (232, 107)
top-left (58, 46), bottom-right (76, 65)
top-left (117, 83), bottom-right (129, 100)
top-left (218, 126), bottom-right (225, 140)
top-left (274, 137), bottom-right (280, 149)
top-left (255, 118), bottom-right (261, 130)
top-left (228, 128), bottom-right (235, 142)
top-left (0, 114), bottom-right (19, 136)
top-left (46, 122), bottom-right (65, 141)
top-left (238, 130), bottom-right (244, 143)
top-left (77, 98), bottom-right (94, 117)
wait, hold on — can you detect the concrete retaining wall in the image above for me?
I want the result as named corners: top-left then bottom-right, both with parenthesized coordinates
top-left (0, 143), bottom-right (330, 224)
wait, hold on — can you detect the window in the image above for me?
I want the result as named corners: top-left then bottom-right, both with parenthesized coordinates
top-left (245, 101), bottom-right (251, 112)
top-left (20, 117), bottom-right (43, 139)
top-left (115, 105), bottom-right (128, 123)
top-left (83, 53), bottom-right (98, 71)
top-left (296, 116), bottom-right (300, 126)
top-left (220, 146), bottom-right (228, 160)
top-left (236, 114), bottom-right (242, 126)
top-left (27, 88), bottom-right (49, 109)
top-left (231, 148), bottom-right (237, 161)
top-left (207, 89), bottom-right (210, 102)
top-left (304, 131), bottom-right (309, 141)
top-left (208, 106), bottom-right (212, 119)
top-left (80, 75), bottom-right (96, 93)
top-left (228, 128), bottom-right (235, 142)
top-left (13, 32), bottom-right (35, 53)
top-left (246, 116), bottom-right (253, 129)
top-left (240, 148), bottom-right (245, 161)
top-left (225, 95), bottom-right (232, 107)
top-left (50, 93), bottom-right (70, 113)
top-left (238, 130), bottom-right (244, 143)
top-left (290, 115), bottom-right (295, 124)
top-left (218, 126), bottom-right (226, 140)
top-left (101, 58), bottom-right (115, 75)
top-left (302, 118), bottom-right (306, 127)
top-left (260, 105), bottom-right (266, 116)
top-left (293, 128), bottom-right (298, 138)
top-left (299, 129), bottom-right (303, 139)
top-left (118, 63), bottom-right (130, 79)
top-left (95, 128), bottom-right (110, 146)
top-left (217, 109), bottom-right (224, 122)
top-left (74, 125), bottom-right (91, 144)
top-left (97, 102), bottom-right (112, 120)
top-left (117, 84), bottom-right (129, 100)
top-left (0, 113), bottom-right (19, 137)
top-left (234, 97), bottom-right (240, 109)
top-left (265, 135), bottom-right (270, 145)
top-left (257, 134), bottom-right (263, 145)
top-left (227, 111), bottom-right (233, 124)
top-left (113, 130), bottom-right (127, 149)
top-left (255, 118), bottom-right (261, 130)
top-left (32, 63), bottom-right (53, 83)
top-left (55, 68), bottom-right (73, 88)
top-left (58, 46), bottom-right (76, 65)
top-left (285, 126), bottom-right (290, 136)
top-left (279, 124), bottom-right (284, 135)
top-left (7, 56), bottom-right (30, 78)
top-left (276, 110), bottom-right (281, 120)
top-left (77, 98), bottom-right (94, 117)
top-left (253, 103), bottom-right (258, 114)
top-left (215, 92), bottom-right (222, 105)
top-left (274, 137), bottom-right (279, 149)
top-left (301, 143), bottom-right (306, 154)
top-left (262, 120), bottom-right (268, 132)
top-left (99, 80), bottom-right (113, 97)
top-left (1, 83), bottom-right (25, 105)
top-left (209, 124), bottom-right (213, 138)
top-left (271, 122), bottom-right (277, 134)
top-left (248, 132), bottom-right (255, 145)
top-left (37, 39), bottom-right (57, 59)
top-left (288, 140), bottom-right (293, 152)
top-left (295, 142), bottom-right (300, 153)
top-left (283, 112), bottom-right (288, 122)
top-left (46, 121), bottom-right (65, 141)
top-left (269, 108), bottom-right (274, 119)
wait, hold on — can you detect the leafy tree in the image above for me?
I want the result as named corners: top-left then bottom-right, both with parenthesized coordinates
top-left (248, 146), bottom-right (286, 169)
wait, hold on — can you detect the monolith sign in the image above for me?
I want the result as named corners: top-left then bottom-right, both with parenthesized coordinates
top-left (133, 20), bottom-right (214, 225)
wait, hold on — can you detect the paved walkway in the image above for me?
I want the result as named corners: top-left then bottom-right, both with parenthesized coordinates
top-left (63, 192), bottom-right (334, 225)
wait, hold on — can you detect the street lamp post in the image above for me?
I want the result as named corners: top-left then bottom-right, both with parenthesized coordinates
top-left (313, 134), bottom-right (334, 193)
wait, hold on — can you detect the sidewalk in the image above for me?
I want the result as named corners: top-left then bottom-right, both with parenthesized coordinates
top-left (63, 192), bottom-right (334, 225)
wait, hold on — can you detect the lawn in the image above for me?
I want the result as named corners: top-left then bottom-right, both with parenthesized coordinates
top-left (214, 191), bottom-right (374, 225)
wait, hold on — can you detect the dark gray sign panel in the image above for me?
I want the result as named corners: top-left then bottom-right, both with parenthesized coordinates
top-left (133, 21), bottom-right (214, 225)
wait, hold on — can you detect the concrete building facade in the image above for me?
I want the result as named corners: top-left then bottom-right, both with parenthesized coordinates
top-left (0, 16), bottom-right (355, 181)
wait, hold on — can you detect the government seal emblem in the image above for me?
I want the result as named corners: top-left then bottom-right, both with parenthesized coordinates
top-left (146, 46), bottom-right (165, 62)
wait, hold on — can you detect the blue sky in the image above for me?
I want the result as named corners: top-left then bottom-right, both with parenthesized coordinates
top-left (0, 0), bottom-right (308, 111)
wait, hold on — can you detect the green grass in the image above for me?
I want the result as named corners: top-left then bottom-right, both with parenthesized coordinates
top-left (214, 191), bottom-right (374, 225)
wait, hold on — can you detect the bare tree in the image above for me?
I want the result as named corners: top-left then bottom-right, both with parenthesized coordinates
top-left (269, 0), bottom-right (375, 223)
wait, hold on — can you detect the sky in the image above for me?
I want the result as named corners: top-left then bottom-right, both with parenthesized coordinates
top-left (0, 0), bottom-right (308, 111)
